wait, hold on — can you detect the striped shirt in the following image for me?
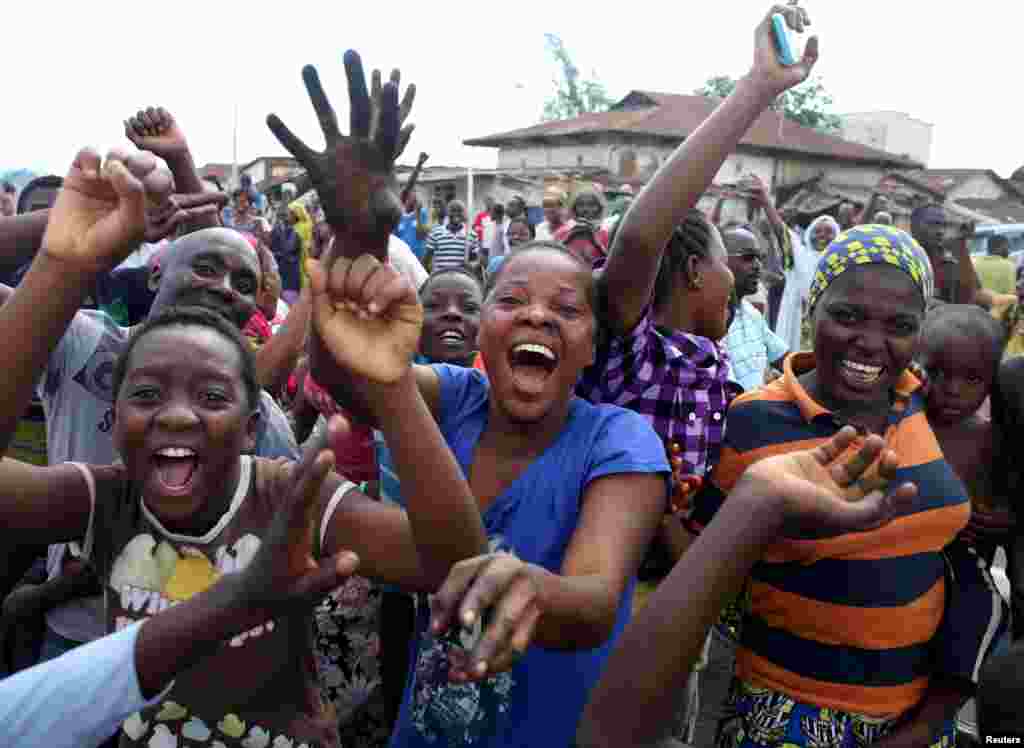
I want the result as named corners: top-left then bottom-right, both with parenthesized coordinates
top-left (690, 352), bottom-right (970, 718)
top-left (425, 224), bottom-right (479, 272)
top-left (576, 307), bottom-right (741, 478)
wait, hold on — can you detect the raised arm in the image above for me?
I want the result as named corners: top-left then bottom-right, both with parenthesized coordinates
top-left (600, 5), bottom-right (818, 335)
top-left (267, 50), bottom-right (440, 424)
top-left (125, 107), bottom-right (220, 231)
top-left (312, 256), bottom-right (487, 590)
top-left (0, 149), bottom-right (173, 454)
top-left (400, 152), bottom-right (429, 204)
top-left (576, 428), bottom-right (916, 747)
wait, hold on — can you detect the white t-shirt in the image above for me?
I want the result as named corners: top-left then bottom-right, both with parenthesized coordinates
top-left (38, 310), bottom-right (300, 642)
top-left (388, 234), bottom-right (429, 289)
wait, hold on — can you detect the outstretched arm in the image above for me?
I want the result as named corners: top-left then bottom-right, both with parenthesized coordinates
top-left (267, 50), bottom-right (440, 425)
top-left (600, 5), bottom-right (817, 335)
top-left (0, 439), bottom-right (358, 748)
top-left (577, 428), bottom-right (917, 747)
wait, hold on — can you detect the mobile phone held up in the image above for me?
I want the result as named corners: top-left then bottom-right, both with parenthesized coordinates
top-left (771, 13), bottom-right (799, 66)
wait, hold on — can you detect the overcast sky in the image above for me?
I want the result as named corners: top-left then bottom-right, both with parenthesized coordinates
top-left (3, 1), bottom-right (1017, 180)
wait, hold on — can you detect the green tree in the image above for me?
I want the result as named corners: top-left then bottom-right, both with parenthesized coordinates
top-left (694, 76), bottom-right (843, 134)
top-left (542, 34), bottom-right (613, 122)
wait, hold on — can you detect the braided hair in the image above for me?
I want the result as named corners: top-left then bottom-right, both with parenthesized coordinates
top-left (653, 210), bottom-right (713, 311)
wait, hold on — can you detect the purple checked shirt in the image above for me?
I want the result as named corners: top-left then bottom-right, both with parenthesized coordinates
top-left (576, 308), bottom-right (741, 478)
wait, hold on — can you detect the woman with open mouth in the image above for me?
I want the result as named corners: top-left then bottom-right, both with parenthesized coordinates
top-left (323, 239), bottom-right (670, 748)
top-left (0, 147), bottom-right (495, 748)
top-left (680, 225), bottom-right (1006, 747)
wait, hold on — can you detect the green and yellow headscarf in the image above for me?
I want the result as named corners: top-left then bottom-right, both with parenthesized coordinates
top-left (806, 224), bottom-right (934, 313)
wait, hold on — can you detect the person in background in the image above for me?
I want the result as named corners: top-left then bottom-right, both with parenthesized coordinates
top-left (229, 189), bottom-right (270, 239)
top-left (912, 204), bottom-right (984, 306)
top-left (558, 189), bottom-right (609, 250)
top-left (289, 201), bottom-right (314, 290)
top-left (481, 202), bottom-right (505, 271)
top-left (395, 191), bottom-right (430, 263)
top-left (424, 199), bottom-right (479, 272)
top-left (504, 194), bottom-right (530, 238)
top-left (722, 225), bottom-right (788, 391)
top-left (535, 190), bottom-right (571, 241)
top-left (239, 173), bottom-right (266, 214)
top-left (990, 265), bottom-right (1024, 359)
top-left (472, 195), bottom-right (495, 243)
top-left (429, 194), bottom-right (447, 228)
top-left (798, 214), bottom-right (842, 349)
top-left (486, 217), bottom-right (531, 278)
top-left (0, 182), bottom-right (15, 218)
top-left (836, 200), bottom-right (857, 230)
top-left (973, 234), bottom-right (1017, 296)
top-left (271, 204), bottom-right (302, 305)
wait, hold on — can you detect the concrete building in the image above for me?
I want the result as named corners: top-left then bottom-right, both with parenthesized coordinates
top-left (464, 90), bottom-right (921, 222)
top-left (840, 111), bottom-right (934, 167)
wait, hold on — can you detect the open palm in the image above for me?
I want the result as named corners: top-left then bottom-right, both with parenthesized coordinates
top-left (267, 50), bottom-right (415, 262)
top-left (741, 427), bottom-right (916, 540)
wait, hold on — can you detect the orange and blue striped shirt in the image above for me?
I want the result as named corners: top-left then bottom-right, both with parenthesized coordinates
top-left (690, 353), bottom-right (970, 718)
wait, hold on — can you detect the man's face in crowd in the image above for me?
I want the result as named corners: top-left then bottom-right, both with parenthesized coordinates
top-left (150, 228), bottom-right (261, 330)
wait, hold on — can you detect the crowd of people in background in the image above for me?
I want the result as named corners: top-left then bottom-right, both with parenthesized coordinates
top-left (0, 5), bottom-right (1022, 748)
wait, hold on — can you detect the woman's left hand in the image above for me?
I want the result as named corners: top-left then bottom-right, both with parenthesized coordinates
top-left (429, 553), bottom-right (545, 683)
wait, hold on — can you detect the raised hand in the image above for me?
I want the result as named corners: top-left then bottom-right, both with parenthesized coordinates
top-left (42, 147), bottom-right (174, 273)
top-left (307, 252), bottom-right (423, 384)
top-left (237, 418), bottom-right (359, 612)
top-left (750, 3), bottom-right (819, 98)
top-left (428, 552), bottom-right (543, 683)
top-left (740, 426), bottom-right (917, 539)
top-left (124, 107), bottom-right (191, 162)
top-left (267, 50), bottom-right (416, 261)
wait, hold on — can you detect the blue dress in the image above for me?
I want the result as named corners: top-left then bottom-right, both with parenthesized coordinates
top-left (389, 364), bottom-right (669, 748)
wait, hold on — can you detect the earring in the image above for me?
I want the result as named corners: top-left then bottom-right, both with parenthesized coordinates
top-left (691, 276), bottom-right (704, 290)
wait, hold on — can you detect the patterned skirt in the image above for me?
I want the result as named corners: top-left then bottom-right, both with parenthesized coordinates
top-left (716, 679), bottom-right (957, 748)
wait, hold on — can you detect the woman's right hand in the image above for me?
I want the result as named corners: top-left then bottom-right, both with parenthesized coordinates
top-left (43, 147), bottom-right (174, 273)
top-left (307, 251), bottom-right (423, 384)
top-left (738, 426), bottom-right (917, 539)
top-left (748, 3), bottom-right (819, 99)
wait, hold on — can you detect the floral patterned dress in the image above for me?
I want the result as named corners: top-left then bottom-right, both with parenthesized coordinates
top-left (312, 576), bottom-right (394, 747)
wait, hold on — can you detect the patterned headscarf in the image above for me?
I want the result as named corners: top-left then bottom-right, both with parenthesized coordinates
top-left (806, 224), bottom-right (933, 313)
